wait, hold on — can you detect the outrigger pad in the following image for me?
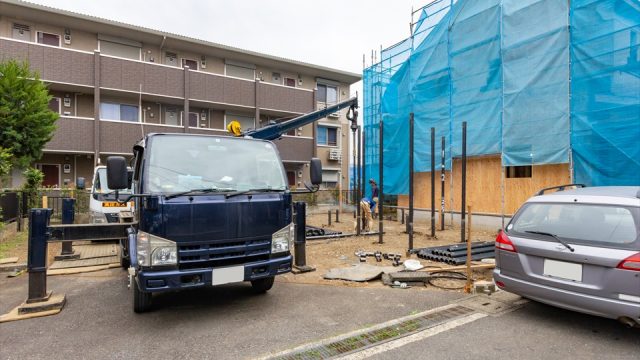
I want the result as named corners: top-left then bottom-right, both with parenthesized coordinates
top-left (323, 264), bottom-right (404, 282)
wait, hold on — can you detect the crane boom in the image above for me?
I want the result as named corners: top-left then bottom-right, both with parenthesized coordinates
top-left (245, 96), bottom-right (358, 141)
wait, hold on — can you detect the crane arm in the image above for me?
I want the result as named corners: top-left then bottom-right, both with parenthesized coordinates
top-left (244, 96), bottom-right (358, 141)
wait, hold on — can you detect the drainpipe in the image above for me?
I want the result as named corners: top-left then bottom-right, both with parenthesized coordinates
top-left (93, 50), bottom-right (101, 167)
top-left (183, 65), bottom-right (189, 133)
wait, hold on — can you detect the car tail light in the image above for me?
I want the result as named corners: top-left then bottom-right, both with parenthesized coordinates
top-left (495, 281), bottom-right (505, 288)
top-left (617, 253), bottom-right (640, 271)
top-left (495, 230), bottom-right (517, 253)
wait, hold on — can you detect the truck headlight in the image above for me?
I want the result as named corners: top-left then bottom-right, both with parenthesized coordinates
top-left (272, 222), bottom-right (294, 254)
top-left (137, 231), bottom-right (177, 267)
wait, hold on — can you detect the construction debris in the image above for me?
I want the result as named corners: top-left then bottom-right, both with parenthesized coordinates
top-left (416, 241), bottom-right (494, 265)
top-left (355, 250), bottom-right (402, 266)
top-left (323, 264), bottom-right (403, 282)
top-left (305, 225), bottom-right (341, 237)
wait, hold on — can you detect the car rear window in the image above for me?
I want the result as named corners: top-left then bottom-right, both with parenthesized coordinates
top-left (510, 203), bottom-right (639, 250)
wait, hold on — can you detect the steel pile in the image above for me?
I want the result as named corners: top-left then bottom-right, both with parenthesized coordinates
top-left (416, 241), bottom-right (494, 265)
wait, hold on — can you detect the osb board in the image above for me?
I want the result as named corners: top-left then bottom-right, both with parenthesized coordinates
top-left (398, 157), bottom-right (570, 215)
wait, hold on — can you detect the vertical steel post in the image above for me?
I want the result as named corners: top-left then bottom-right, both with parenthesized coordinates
top-left (441, 136), bottom-right (446, 231)
top-left (327, 210), bottom-right (331, 226)
top-left (362, 124), bottom-right (367, 232)
top-left (60, 198), bottom-right (75, 257)
top-left (378, 119), bottom-right (384, 244)
top-left (294, 202), bottom-right (307, 268)
top-left (27, 209), bottom-right (51, 303)
top-left (408, 113), bottom-right (414, 251)
top-left (430, 127), bottom-right (436, 238)
top-left (461, 122), bottom-right (467, 243)
top-left (335, 209), bottom-right (339, 223)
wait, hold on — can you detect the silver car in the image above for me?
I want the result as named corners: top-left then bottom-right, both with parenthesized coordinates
top-left (493, 186), bottom-right (640, 327)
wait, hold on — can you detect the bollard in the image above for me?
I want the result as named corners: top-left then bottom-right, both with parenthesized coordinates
top-left (56, 198), bottom-right (79, 260)
top-left (335, 209), bottom-right (339, 223)
top-left (328, 210), bottom-right (332, 226)
top-left (293, 202), bottom-right (315, 273)
top-left (27, 209), bottom-right (51, 303)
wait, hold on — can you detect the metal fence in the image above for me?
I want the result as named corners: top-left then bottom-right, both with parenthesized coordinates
top-left (1, 189), bottom-right (90, 223)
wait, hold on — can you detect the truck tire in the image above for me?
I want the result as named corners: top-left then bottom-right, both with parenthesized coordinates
top-left (132, 278), bottom-right (152, 313)
top-left (119, 241), bottom-right (130, 269)
top-left (251, 277), bottom-right (275, 294)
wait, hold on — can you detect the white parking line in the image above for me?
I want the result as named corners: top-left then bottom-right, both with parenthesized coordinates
top-left (338, 313), bottom-right (487, 360)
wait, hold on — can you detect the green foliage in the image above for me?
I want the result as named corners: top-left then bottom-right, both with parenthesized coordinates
top-left (0, 60), bottom-right (58, 168)
top-left (21, 167), bottom-right (43, 210)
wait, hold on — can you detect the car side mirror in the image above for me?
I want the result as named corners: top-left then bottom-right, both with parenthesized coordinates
top-left (106, 156), bottom-right (129, 190)
top-left (310, 158), bottom-right (322, 186)
top-left (75, 177), bottom-right (85, 190)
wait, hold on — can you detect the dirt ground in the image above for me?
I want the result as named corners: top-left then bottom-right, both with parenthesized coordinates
top-left (1, 210), bottom-right (498, 292)
top-left (278, 210), bottom-right (498, 292)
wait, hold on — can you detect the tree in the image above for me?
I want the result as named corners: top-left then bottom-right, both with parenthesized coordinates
top-left (0, 60), bottom-right (58, 168)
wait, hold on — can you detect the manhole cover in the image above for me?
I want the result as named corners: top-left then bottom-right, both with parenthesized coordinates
top-left (273, 305), bottom-right (474, 360)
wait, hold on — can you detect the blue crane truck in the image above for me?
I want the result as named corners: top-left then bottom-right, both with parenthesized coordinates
top-left (106, 97), bottom-right (358, 312)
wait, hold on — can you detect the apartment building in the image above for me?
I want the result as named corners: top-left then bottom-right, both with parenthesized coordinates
top-left (0, 0), bottom-right (360, 191)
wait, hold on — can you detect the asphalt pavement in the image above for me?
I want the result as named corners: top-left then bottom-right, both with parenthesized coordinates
top-left (0, 269), bottom-right (637, 360)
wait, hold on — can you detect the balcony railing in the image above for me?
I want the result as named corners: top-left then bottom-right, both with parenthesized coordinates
top-left (0, 38), bottom-right (314, 115)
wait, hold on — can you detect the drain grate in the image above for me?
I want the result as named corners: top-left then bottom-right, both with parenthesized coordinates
top-left (274, 305), bottom-right (474, 360)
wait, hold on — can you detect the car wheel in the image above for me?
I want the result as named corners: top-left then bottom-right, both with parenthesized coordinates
top-left (132, 278), bottom-right (152, 313)
top-left (251, 277), bottom-right (275, 294)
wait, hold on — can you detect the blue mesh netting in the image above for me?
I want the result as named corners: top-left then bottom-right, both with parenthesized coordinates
top-left (363, 0), bottom-right (639, 195)
top-left (570, 0), bottom-right (640, 186)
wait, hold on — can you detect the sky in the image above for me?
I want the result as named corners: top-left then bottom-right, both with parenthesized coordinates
top-left (28, 0), bottom-right (428, 100)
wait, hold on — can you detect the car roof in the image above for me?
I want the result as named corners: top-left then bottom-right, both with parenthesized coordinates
top-left (528, 186), bottom-right (640, 207)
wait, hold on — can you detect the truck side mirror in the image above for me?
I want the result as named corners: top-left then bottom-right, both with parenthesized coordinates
top-left (106, 156), bottom-right (129, 190)
top-left (76, 177), bottom-right (85, 190)
top-left (309, 158), bottom-right (322, 186)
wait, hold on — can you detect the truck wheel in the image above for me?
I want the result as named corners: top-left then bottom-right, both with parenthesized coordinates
top-left (119, 242), bottom-right (130, 269)
top-left (251, 277), bottom-right (275, 294)
top-left (132, 278), bottom-right (152, 313)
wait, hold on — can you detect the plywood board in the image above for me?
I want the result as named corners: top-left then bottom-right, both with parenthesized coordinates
top-left (399, 157), bottom-right (570, 216)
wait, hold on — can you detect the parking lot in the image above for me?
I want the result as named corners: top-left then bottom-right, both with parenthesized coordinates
top-left (1, 267), bottom-right (637, 360)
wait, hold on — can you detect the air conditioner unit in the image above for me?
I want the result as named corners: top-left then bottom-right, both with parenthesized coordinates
top-left (328, 149), bottom-right (342, 161)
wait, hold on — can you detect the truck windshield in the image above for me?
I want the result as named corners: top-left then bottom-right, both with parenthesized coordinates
top-left (145, 135), bottom-right (287, 194)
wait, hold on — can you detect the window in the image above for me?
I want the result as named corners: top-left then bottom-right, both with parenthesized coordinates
top-left (182, 59), bottom-right (198, 70)
top-left (506, 165), bottom-right (532, 178)
top-left (100, 103), bottom-right (139, 122)
top-left (37, 32), bottom-right (60, 47)
top-left (317, 126), bottom-right (338, 146)
top-left (317, 84), bottom-right (338, 104)
top-left (322, 170), bottom-right (339, 188)
top-left (181, 112), bottom-right (199, 127)
top-left (284, 77), bottom-right (296, 87)
top-left (511, 203), bottom-right (639, 250)
top-left (48, 98), bottom-right (61, 114)
top-left (226, 63), bottom-right (255, 80)
top-left (226, 114), bottom-right (255, 131)
top-left (100, 40), bottom-right (140, 60)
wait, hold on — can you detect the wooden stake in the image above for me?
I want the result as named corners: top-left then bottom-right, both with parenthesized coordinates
top-left (464, 205), bottom-right (473, 293)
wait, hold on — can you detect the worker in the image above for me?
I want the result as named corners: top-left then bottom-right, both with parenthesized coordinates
top-left (226, 120), bottom-right (242, 136)
top-left (369, 178), bottom-right (379, 215)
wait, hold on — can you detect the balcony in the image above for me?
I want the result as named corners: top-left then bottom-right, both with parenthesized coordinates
top-left (1, 37), bottom-right (316, 115)
top-left (45, 117), bottom-right (95, 153)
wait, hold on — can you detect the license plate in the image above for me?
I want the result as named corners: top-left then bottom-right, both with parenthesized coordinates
top-left (543, 259), bottom-right (582, 282)
top-left (212, 266), bottom-right (244, 286)
top-left (102, 202), bottom-right (127, 207)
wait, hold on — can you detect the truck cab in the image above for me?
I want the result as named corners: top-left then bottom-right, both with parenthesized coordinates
top-left (89, 166), bottom-right (134, 223)
top-left (110, 133), bottom-right (318, 312)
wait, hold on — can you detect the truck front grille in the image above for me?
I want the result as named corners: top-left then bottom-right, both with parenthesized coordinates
top-left (177, 237), bottom-right (271, 270)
